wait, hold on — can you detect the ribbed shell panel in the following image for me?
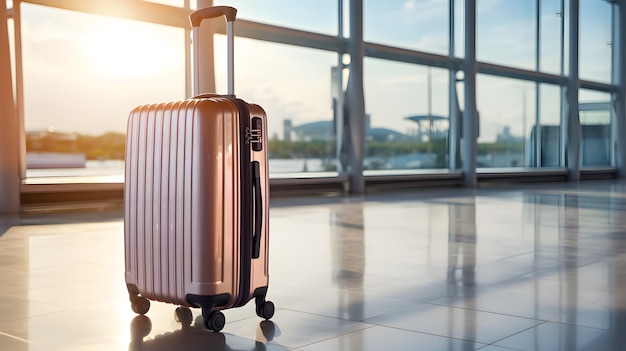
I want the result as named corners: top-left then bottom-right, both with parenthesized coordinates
top-left (125, 100), bottom-right (198, 306)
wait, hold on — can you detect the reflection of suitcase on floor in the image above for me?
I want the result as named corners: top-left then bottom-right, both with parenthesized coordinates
top-left (124, 6), bottom-right (274, 332)
top-left (128, 314), bottom-right (281, 351)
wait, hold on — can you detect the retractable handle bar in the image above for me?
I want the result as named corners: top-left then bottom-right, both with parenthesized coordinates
top-left (189, 6), bottom-right (238, 96)
top-left (190, 6), bottom-right (237, 26)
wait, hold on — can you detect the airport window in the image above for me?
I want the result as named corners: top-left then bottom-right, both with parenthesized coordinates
top-left (536, 83), bottom-right (563, 167)
top-left (539, 0), bottom-right (564, 75)
top-left (363, 58), bottom-right (450, 171)
top-left (214, 36), bottom-right (338, 174)
top-left (21, 3), bottom-right (186, 179)
top-left (4, 0), bottom-right (621, 199)
top-left (212, 0), bottom-right (339, 36)
top-left (143, 0), bottom-right (186, 7)
top-left (476, 75), bottom-right (536, 168)
top-left (452, 0), bottom-right (464, 58)
top-left (476, 0), bottom-right (537, 71)
top-left (579, 0), bottom-right (613, 84)
top-left (579, 89), bottom-right (612, 167)
top-left (364, 0), bottom-right (449, 55)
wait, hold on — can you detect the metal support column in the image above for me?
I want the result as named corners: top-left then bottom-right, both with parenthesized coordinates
top-left (613, 0), bottom-right (626, 178)
top-left (534, 0), bottom-right (542, 167)
top-left (448, 0), bottom-right (459, 170)
top-left (462, 0), bottom-right (477, 186)
top-left (566, 0), bottom-right (580, 181)
top-left (334, 0), bottom-right (345, 173)
top-left (11, 0), bottom-right (25, 181)
top-left (0, 1), bottom-right (20, 213)
top-left (345, 0), bottom-right (365, 193)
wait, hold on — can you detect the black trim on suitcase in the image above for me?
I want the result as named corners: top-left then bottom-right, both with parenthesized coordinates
top-left (186, 293), bottom-right (231, 310)
top-left (251, 160), bottom-right (262, 259)
top-left (233, 98), bottom-right (254, 308)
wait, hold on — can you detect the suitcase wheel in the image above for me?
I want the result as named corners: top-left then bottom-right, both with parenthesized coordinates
top-left (202, 309), bottom-right (225, 332)
top-left (255, 300), bottom-right (275, 320)
top-left (174, 307), bottom-right (193, 327)
top-left (130, 296), bottom-right (150, 315)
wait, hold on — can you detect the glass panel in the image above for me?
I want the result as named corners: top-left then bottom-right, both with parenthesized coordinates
top-left (537, 84), bottom-right (562, 167)
top-left (579, 90), bottom-right (611, 167)
top-left (22, 4), bottom-right (185, 179)
top-left (476, 0), bottom-right (536, 70)
top-left (540, 0), bottom-right (563, 74)
top-left (579, 0), bottom-right (612, 83)
top-left (453, 0), bottom-right (464, 58)
top-left (364, 0), bottom-right (449, 55)
top-left (363, 58), bottom-right (450, 171)
top-left (212, 0), bottom-right (338, 35)
top-left (214, 36), bottom-right (338, 174)
top-left (476, 75), bottom-right (536, 168)
top-left (562, 0), bottom-right (570, 74)
top-left (143, 0), bottom-right (185, 7)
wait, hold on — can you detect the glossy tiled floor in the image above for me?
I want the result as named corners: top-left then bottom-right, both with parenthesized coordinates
top-left (2, 180), bottom-right (626, 350)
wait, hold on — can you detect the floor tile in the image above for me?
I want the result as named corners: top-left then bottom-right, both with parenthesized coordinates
top-left (221, 310), bottom-right (371, 349)
top-left (493, 322), bottom-right (622, 351)
top-left (0, 333), bottom-right (31, 351)
top-left (431, 286), bottom-right (575, 321)
top-left (268, 285), bottom-right (421, 321)
top-left (364, 302), bottom-right (542, 344)
top-left (0, 293), bottom-right (66, 323)
top-left (300, 325), bottom-right (485, 351)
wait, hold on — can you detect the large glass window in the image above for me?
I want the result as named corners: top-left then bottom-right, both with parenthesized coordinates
top-left (579, 89), bottom-right (611, 167)
top-left (364, 0), bottom-right (449, 55)
top-left (579, 0), bottom-right (612, 83)
top-left (143, 0), bottom-right (185, 7)
top-left (476, 75), bottom-right (536, 168)
top-left (364, 58), bottom-right (449, 171)
top-left (214, 36), bottom-right (338, 174)
top-left (476, 0), bottom-right (536, 70)
top-left (540, 0), bottom-right (564, 74)
top-left (536, 83), bottom-right (562, 167)
top-left (11, 0), bottom-right (621, 189)
top-left (213, 0), bottom-right (338, 35)
top-left (21, 3), bottom-right (185, 179)
top-left (453, 0), bottom-right (464, 58)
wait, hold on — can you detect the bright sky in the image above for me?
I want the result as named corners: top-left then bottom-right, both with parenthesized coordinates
top-left (12, 0), bottom-right (614, 142)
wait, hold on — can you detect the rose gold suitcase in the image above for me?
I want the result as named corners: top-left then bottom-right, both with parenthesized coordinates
top-left (124, 6), bottom-right (273, 332)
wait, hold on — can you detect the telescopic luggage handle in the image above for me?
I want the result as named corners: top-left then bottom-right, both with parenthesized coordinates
top-left (189, 6), bottom-right (237, 25)
top-left (189, 6), bottom-right (237, 96)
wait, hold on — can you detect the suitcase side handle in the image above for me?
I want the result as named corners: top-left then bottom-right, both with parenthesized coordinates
top-left (190, 6), bottom-right (237, 96)
top-left (252, 161), bottom-right (263, 259)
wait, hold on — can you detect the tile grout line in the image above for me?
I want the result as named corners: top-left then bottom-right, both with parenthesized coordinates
top-left (0, 331), bottom-right (35, 345)
top-left (352, 321), bottom-right (491, 346)
top-left (295, 325), bottom-right (377, 349)
top-left (477, 320), bottom-right (550, 350)
top-left (425, 301), bottom-right (552, 323)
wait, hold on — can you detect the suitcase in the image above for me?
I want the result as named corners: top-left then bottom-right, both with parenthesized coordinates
top-left (124, 6), bottom-right (274, 332)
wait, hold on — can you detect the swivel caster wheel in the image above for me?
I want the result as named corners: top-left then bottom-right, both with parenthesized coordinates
top-left (256, 300), bottom-right (275, 320)
top-left (203, 309), bottom-right (225, 332)
top-left (131, 296), bottom-right (150, 315)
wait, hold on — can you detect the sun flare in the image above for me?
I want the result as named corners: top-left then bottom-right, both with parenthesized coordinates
top-left (83, 19), bottom-right (178, 77)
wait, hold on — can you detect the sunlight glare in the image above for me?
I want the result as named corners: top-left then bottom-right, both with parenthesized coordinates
top-left (83, 19), bottom-right (177, 77)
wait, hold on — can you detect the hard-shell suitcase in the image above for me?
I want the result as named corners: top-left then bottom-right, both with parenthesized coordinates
top-left (124, 6), bottom-right (274, 332)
